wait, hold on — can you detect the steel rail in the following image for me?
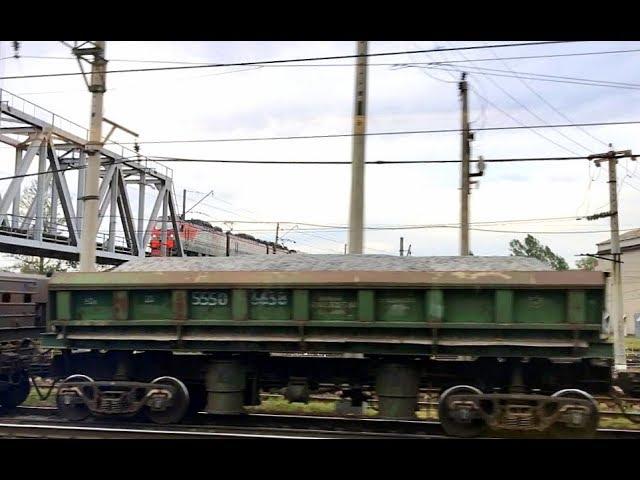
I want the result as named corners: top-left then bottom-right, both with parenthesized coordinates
top-left (5, 406), bottom-right (640, 439)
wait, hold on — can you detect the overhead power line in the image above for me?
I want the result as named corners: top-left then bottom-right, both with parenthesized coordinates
top-left (481, 43), bottom-right (609, 149)
top-left (192, 222), bottom-right (637, 235)
top-left (434, 63), bottom-right (640, 90)
top-left (146, 155), bottom-right (595, 165)
top-left (0, 153), bottom-right (604, 184)
top-left (424, 64), bottom-right (640, 90)
top-left (0, 41), bottom-right (574, 81)
top-left (193, 216), bottom-right (584, 229)
top-left (408, 42), bottom-right (589, 155)
top-left (110, 120), bottom-right (640, 145)
top-left (412, 47), bottom-right (640, 64)
top-left (439, 41), bottom-right (584, 156)
top-left (14, 46), bottom-right (640, 67)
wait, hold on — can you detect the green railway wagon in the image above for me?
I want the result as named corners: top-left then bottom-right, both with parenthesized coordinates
top-left (42, 255), bottom-right (613, 437)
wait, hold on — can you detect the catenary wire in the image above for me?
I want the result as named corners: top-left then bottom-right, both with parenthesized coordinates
top-left (0, 42), bottom-right (574, 81)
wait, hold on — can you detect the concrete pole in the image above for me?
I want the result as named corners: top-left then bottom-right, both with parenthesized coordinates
top-left (79, 41), bottom-right (106, 272)
top-left (76, 151), bottom-right (86, 233)
top-left (608, 155), bottom-right (626, 370)
top-left (348, 41), bottom-right (368, 254)
top-left (182, 189), bottom-right (187, 220)
top-left (459, 73), bottom-right (470, 256)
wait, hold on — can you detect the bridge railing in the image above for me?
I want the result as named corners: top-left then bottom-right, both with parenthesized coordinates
top-left (0, 214), bottom-right (134, 255)
top-left (0, 88), bottom-right (173, 179)
top-left (0, 88), bottom-right (89, 141)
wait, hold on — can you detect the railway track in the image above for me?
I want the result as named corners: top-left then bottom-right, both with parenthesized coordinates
top-left (0, 407), bottom-right (448, 439)
top-left (2, 406), bottom-right (639, 439)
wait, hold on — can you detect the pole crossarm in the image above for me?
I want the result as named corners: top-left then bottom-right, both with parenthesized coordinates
top-left (576, 253), bottom-right (623, 264)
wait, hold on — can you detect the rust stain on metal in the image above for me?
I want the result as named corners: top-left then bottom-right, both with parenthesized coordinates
top-left (113, 291), bottom-right (128, 321)
top-left (450, 271), bottom-right (513, 281)
top-left (173, 290), bottom-right (188, 322)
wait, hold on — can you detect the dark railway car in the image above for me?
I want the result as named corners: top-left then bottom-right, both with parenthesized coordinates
top-left (42, 255), bottom-right (613, 437)
top-left (0, 272), bottom-right (49, 408)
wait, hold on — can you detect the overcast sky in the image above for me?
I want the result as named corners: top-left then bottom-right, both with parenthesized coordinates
top-left (1, 41), bottom-right (639, 266)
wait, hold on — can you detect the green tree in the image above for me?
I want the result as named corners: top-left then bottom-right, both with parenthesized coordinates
top-left (10, 179), bottom-right (77, 274)
top-left (508, 234), bottom-right (569, 271)
top-left (576, 256), bottom-right (598, 271)
top-left (13, 256), bottom-right (74, 275)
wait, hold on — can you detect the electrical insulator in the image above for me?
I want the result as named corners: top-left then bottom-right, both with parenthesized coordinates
top-left (477, 155), bottom-right (485, 173)
top-left (12, 41), bottom-right (20, 58)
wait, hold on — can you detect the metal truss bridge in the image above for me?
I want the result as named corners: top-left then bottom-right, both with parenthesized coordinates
top-left (0, 88), bottom-right (184, 265)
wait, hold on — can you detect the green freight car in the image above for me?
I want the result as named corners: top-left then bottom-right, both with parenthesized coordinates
top-left (42, 255), bottom-right (612, 437)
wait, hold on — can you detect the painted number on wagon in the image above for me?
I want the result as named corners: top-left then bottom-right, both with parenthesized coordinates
top-left (192, 292), bottom-right (229, 306)
top-left (250, 290), bottom-right (288, 306)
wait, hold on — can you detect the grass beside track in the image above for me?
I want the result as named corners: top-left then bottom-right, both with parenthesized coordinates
top-left (23, 388), bottom-right (56, 407)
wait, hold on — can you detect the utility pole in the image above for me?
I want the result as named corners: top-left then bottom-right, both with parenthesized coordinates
top-left (399, 237), bottom-right (404, 256)
top-left (274, 222), bottom-right (280, 254)
top-left (459, 73), bottom-right (471, 256)
top-left (182, 189), bottom-right (187, 220)
top-left (75, 41), bottom-right (107, 272)
top-left (348, 41), bottom-right (368, 254)
top-left (459, 73), bottom-right (484, 256)
top-left (587, 147), bottom-right (636, 371)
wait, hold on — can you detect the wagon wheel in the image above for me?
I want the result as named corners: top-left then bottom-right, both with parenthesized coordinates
top-left (145, 376), bottom-right (190, 425)
top-left (56, 374), bottom-right (93, 421)
top-left (549, 389), bottom-right (599, 439)
top-left (0, 370), bottom-right (31, 408)
top-left (438, 385), bottom-right (488, 438)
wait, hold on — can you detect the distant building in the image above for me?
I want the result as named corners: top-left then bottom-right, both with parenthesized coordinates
top-left (596, 228), bottom-right (640, 335)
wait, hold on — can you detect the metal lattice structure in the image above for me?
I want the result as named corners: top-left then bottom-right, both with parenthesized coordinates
top-left (0, 88), bottom-right (183, 264)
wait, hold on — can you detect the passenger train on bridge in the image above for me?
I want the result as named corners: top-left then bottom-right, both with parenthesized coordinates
top-left (149, 219), bottom-right (293, 257)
